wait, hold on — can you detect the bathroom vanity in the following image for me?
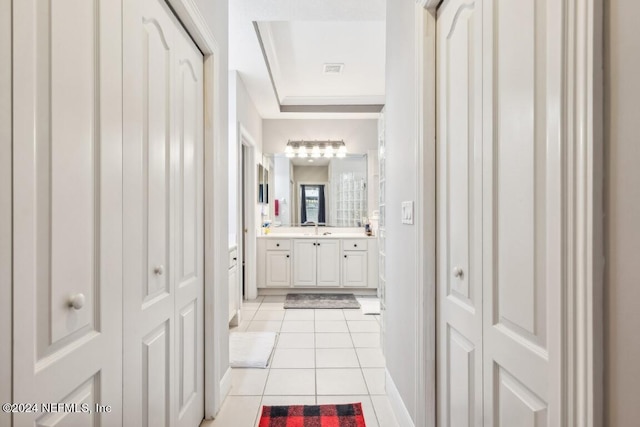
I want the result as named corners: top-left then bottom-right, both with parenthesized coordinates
top-left (257, 230), bottom-right (378, 290)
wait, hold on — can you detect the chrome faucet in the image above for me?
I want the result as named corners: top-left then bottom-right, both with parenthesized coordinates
top-left (303, 221), bottom-right (318, 235)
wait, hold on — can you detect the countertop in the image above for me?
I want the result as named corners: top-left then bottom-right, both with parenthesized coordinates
top-left (257, 233), bottom-right (376, 239)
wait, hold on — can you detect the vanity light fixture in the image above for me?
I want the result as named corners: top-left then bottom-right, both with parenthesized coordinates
top-left (311, 146), bottom-right (321, 158)
top-left (324, 146), bottom-right (334, 158)
top-left (285, 145), bottom-right (295, 158)
top-left (285, 140), bottom-right (346, 159)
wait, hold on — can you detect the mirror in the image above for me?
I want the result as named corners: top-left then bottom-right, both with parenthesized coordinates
top-left (258, 164), bottom-right (269, 204)
top-left (265, 153), bottom-right (372, 227)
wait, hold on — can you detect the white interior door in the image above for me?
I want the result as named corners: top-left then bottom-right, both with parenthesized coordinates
top-left (436, 0), bottom-right (484, 425)
top-left (481, 0), bottom-right (563, 424)
top-left (123, 0), bottom-right (204, 425)
top-left (12, 0), bottom-right (123, 425)
top-left (437, 0), bottom-right (564, 425)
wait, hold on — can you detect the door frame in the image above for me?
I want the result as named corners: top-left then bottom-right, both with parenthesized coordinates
top-left (414, 0), bottom-right (604, 426)
top-left (165, 0), bottom-right (228, 419)
top-left (238, 123), bottom-right (258, 301)
top-left (0, 0), bottom-right (12, 424)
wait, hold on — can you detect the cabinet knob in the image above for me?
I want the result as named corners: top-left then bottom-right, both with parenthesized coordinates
top-left (453, 267), bottom-right (464, 279)
top-left (276, 243), bottom-right (280, 247)
top-left (154, 265), bottom-right (164, 276)
top-left (286, 255), bottom-right (290, 258)
top-left (317, 243), bottom-right (321, 246)
top-left (344, 255), bottom-right (348, 258)
top-left (354, 244), bottom-right (357, 247)
top-left (233, 257), bottom-right (237, 261)
top-left (68, 293), bottom-right (86, 310)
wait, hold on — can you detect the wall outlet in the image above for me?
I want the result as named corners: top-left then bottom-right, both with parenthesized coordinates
top-left (402, 201), bottom-right (414, 224)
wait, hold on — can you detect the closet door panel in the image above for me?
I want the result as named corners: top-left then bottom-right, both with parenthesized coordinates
top-left (174, 27), bottom-right (204, 427)
top-left (123, 0), bottom-right (177, 424)
top-left (13, 0), bottom-right (123, 423)
top-left (483, 0), bottom-right (563, 424)
top-left (436, 0), bottom-right (484, 425)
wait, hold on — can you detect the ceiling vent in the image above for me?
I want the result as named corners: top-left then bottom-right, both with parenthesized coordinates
top-left (323, 63), bottom-right (344, 74)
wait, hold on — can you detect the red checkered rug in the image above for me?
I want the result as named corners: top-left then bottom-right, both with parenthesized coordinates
top-left (258, 403), bottom-right (367, 427)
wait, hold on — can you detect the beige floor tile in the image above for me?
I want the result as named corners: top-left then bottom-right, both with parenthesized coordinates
top-left (229, 369), bottom-right (269, 396)
top-left (350, 333), bottom-right (381, 348)
top-left (315, 333), bottom-right (353, 348)
top-left (276, 332), bottom-right (315, 349)
top-left (253, 310), bottom-right (285, 321)
top-left (314, 309), bottom-right (345, 321)
top-left (315, 320), bottom-right (349, 333)
top-left (271, 348), bottom-right (315, 369)
top-left (347, 320), bottom-right (380, 333)
top-left (264, 369), bottom-right (316, 395)
top-left (284, 310), bottom-right (315, 321)
top-left (371, 395), bottom-right (401, 427)
top-left (343, 311), bottom-right (378, 321)
top-left (246, 320), bottom-right (282, 333)
top-left (356, 348), bottom-right (386, 368)
top-left (205, 396), bottom-right (261, 427)
top-left (280, 320), bottom-right (314, 333)
top-left (316, 348), bottom-right (360, 368)
top-left (316, 368), bottom-right (368, 395)
top-left (362, 368), bottom-right (386, 395)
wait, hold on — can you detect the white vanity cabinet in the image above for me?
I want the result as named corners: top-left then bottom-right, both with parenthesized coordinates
top-left (264, 239), bottom-right (291, 287)
top-left (342, 239), bottom-right (368, 287)
top-left (292, 239), bottom-right (341, 287)
top-left (257, 235), bottom-right (378, 290)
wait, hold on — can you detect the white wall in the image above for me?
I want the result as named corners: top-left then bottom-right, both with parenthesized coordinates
top-left (0, 0), bottom-right (11, 423)
top-left (262, 119), bottom-right (378, 155)
top-left (384, 0), bottom-right (419, 421)
top-left (273, 156), bottom-right (292, 225)
top-left (229, 71), bottom-right (263, 246)
top-left (605, 0), bottom-right (640, 425)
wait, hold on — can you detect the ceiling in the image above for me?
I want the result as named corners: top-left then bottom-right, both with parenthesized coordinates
top-left (229, 0), bottom-right (387, 119)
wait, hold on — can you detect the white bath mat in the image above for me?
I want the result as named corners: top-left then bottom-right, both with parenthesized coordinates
top-left (229, 332), bottom-right (277, 368)
top-left (358, 299), bottom-right (381, 315)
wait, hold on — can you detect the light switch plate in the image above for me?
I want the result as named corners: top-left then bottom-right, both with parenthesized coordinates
top-left (401, 201), bottom-right (414, 224)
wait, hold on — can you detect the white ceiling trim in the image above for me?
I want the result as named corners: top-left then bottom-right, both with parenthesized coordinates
top-left (233, 0), bottom-right (385, 22)
top-left (280, 95), bottom-right (385, 106)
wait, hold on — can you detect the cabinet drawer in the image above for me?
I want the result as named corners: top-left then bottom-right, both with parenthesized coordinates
top-left (266, 239), bottom-right (291, 250)
top-left (343, 239), bottom-right (368, 251)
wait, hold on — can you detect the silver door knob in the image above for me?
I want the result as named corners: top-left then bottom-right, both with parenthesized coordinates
top-left (68, 293), bottom-right (86, 310)
top-left (453, 267), bottom-right (464, 279)
top-left (154, 265), bottom-right (164, 276)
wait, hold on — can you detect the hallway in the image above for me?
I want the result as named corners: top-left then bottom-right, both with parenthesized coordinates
top-left (202, 296), bottom-right (399, 427)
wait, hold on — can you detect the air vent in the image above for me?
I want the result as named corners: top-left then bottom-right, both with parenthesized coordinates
top-left (323, 63), bottom-right (344, 74)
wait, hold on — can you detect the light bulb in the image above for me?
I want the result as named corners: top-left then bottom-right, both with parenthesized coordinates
top-left (324, 146), bottom-right (334, 158)
top-left (337, 145), bottom-right (347, 158)
top-left (285, 145), bottom-right (295, 158)
top-left (298, 146), bottom-right (308, 158)
top-left (311, 146), bottom-right (321, 158)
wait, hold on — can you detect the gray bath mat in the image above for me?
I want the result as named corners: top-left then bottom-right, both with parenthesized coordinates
top-left (284, 293), bottom-right (361, 309)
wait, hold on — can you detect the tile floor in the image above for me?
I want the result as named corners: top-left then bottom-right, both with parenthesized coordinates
top-left (201, 295), bottom-right (400, 427)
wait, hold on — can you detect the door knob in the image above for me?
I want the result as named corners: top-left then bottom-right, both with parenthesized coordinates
top-left (154, 265), bottom-right (165, 276)
top-left (453, 267), bottom-right (464, 279)
top-left (68, 293), bottom-right (86, 310)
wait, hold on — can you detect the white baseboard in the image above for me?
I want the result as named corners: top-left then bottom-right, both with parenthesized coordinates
top-left (386, 369), bottom-right (415, 427)
top-left (220, 367), bottom-right (232, 402)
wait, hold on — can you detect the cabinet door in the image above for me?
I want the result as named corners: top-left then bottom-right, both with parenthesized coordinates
top-left (342, 252), bottom-right (368, 287)
top-left (316, 240), bottom-right (340, 287)
top-left (266, 252), bottom-right (291, 287)
top-left (293, 240), bottom-right (317, 287)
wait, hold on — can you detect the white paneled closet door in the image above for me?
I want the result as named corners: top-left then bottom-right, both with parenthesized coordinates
top-left (437, 0), bottom-right (563, 425)
top-left (436, 0), bottom-right (484, 425)
top-left (12, 0), bottom-right (124, 425)
top-left (123, 0), bottom-right (204, 425)
top-left (481, 0), bottom-right (563, 424)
